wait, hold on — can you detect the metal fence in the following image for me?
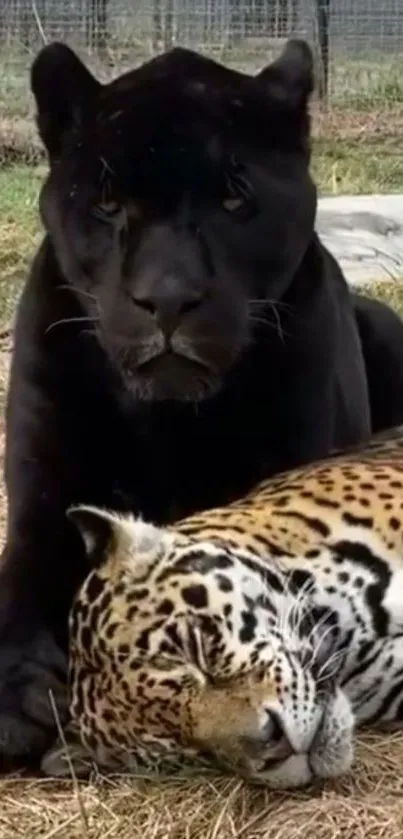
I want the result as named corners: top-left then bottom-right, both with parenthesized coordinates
top-left (1, 0), bottom-right (403, 153)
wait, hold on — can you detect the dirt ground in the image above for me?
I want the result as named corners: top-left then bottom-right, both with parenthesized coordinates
top-left (2, 345), bottom-right (403, 838)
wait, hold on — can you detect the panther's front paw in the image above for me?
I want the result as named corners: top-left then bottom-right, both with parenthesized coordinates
top-left (0, 628), bottom-right (68, 767)
top-left (41, 721), bottom-right (96, 778)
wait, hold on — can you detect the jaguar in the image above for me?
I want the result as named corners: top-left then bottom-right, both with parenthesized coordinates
top-left (41, 425), bottom-right (403, 788)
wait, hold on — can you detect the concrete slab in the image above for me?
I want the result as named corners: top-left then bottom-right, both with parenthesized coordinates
top-left (316, 194), bottom-right (403, 286)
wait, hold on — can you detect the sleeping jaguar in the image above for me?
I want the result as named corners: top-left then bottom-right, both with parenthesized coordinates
top-left (42, 424), bottom-right (403, 788)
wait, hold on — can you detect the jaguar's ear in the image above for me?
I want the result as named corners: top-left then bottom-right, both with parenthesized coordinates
top-left (256, 39), bottom-right (315, 111)
top-left (30, 42), bottom-right (101, 159)
top-left (67, 505), bottom-right (167, 576)
top-left (67, 506), bottom-right (116, 567)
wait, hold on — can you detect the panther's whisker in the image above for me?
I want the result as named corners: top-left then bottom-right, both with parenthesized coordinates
top-left (57, 284), bottom-right (99, 303)
top-left (248, 298), bottom-right (294, 313)
top-left (248, 314), bottom-right (290, 334)
top-left (45, 315), bottom-right (100, 335)
top-left (247, 312), bottom-right (290, 343)
top-left (81, 329), bottom-right (99, 339)
top-left (267, 302), bottom-right (285, 344)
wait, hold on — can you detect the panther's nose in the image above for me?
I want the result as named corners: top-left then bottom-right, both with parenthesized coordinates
top-left (132, 284), bottom-right (205, 337)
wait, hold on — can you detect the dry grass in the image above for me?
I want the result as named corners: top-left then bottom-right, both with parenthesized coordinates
top-left (3, 731), bottom-right (403, 838)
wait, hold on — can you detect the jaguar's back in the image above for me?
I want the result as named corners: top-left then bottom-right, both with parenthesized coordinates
top-left (175, 424), bottom-right (403, 560)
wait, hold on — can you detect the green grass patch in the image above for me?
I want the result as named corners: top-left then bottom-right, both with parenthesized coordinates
top-left (312, 137), bottom-right (403, 196)
top-left (0, 164), bottom-right (43, 326)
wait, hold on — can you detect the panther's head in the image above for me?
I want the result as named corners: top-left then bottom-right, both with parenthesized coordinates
top-left (65, 505), bottom-right (354, 789)
top-left (31, 40), bottom-right (316, 401)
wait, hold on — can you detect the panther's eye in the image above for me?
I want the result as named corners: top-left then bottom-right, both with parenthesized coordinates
top-left (92, 200), bottom-right (122, 220)
top-left (222, 196), bottom-right (245, 213)
top-left (222, 187), bottom-right (257, 221)
top-left (223, 158), bottom-right (256, 219)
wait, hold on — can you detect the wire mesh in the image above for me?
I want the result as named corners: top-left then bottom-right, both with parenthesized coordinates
top-left (1, 0), bottom-right (403, 160)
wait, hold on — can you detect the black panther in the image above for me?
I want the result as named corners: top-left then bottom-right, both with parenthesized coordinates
top-left (1, 38), bottom-right (403, 767)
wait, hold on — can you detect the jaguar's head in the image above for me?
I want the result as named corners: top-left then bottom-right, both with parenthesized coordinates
top-left (63, 505), bottom-right (354, 788)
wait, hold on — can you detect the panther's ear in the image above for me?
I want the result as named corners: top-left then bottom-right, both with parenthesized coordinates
top-left (256, 39), bottom-right (315, 111)
top-left (30, 42), bottom-right (101, 159)
top-left (67, 505), bottom-right (166, 574)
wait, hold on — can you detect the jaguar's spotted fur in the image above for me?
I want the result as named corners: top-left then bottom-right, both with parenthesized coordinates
top-left (42, 425), bottom-right (403, 788)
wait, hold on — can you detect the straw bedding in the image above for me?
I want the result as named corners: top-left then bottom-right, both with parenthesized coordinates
top-left (2, 732), bottom-right (403, 839)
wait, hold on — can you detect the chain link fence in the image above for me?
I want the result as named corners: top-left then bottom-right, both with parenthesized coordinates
top-left (1, 0), bottom-right (403, 160)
